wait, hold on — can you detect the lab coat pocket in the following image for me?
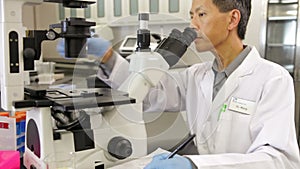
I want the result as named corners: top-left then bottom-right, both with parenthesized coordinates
top-left (216, 109), bottom-right (253, 153)
top-left (197, 103), bottom-right (254, 154)
top-left (196, 108), bottom-right (233, 154)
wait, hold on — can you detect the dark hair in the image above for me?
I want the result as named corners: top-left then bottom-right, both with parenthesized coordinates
top-left (212, 0), bottom-right (251, 39)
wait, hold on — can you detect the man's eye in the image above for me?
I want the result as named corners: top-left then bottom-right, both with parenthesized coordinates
top-left (199, 13), bottom-right (206, 17)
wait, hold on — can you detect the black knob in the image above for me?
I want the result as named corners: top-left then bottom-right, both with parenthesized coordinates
top-left (107, 136), bottom-right (132, 160)
top-left (23, 48), bottom-right (36, 59)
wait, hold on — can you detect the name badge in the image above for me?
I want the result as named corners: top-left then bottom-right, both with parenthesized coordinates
top-left (228, 97), bottom-right (256, 115)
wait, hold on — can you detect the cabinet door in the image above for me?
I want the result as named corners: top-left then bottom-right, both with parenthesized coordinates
top-left (266, 45), bottom-right (295, 73)
top-left (266, 20), bottom-right (296, 45)
top-left (265, 2), bottom-right (298, 74)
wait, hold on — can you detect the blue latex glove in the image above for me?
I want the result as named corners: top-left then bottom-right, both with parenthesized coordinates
top-left (56, 37), bottom-right (111, 58)
top-left (144, 153), bottom-right (193, 169)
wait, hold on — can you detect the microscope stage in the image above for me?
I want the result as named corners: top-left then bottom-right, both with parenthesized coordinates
top-left (13, 86), bottom-right (135, 111)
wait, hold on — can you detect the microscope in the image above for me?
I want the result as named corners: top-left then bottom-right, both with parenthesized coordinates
top-left (0, 0), bottom-right (196, 168)
top-left (1, 0), bottom-right (141, 168)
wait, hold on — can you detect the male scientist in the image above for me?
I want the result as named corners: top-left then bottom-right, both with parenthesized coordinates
top-left (58, 0), bottom-right (300, 168)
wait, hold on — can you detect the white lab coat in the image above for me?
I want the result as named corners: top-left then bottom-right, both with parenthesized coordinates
top-left (97, 47), bottom-right (300, 169)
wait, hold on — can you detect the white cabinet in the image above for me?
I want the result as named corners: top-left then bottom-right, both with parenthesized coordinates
top-left (56, 0), bottom-right (192, 26)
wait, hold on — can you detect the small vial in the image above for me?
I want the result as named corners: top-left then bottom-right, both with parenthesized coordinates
top-left (15, 111), bottom-right (26, 134)
top-left (0, 112), bottom-right (10, 117)
top-left (12, 116), bottom-right (22, 136)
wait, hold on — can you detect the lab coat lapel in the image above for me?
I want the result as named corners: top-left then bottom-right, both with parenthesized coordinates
top-left (209, 71), bottom-right (239, 124)
top-left (211, 72), bottom-right (239, 114)
top-left (210, 47), bottom-right (258, 122)
top-left (198, 62), bottom-right (214, 109)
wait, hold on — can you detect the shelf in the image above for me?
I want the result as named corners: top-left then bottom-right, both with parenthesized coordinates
top-left (269, 0), bottom-right (298, 4)
top-left (268, 16), bottom-right (297, 20)
top-left (267, 43), bottom-right (296, 47)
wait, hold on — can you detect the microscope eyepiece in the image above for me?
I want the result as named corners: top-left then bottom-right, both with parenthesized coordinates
top-left (169, 29), bottom-right (182, 39)
top-left (154, 27), bottom-right (197, 67)
top-left (168, 27), bottom-right (197, 46)
top-left (182, 27), bottom-right (198, 46)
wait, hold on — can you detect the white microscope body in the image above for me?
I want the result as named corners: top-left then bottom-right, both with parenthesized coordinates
top-left (0, 1), bottom-right (194, 168)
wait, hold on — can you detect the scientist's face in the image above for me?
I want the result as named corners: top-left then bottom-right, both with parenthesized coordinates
top-left (190, 0), bottom-right (232, 52)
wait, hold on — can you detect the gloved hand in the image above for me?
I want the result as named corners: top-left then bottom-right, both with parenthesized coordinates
top-left (144, 153), bottom-right (193, 169)
top-left (56, 37), bottom-right (111, 58)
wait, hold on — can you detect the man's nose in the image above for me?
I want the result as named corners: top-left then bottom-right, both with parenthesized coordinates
top-left (190, 18), bottom-right (200, 30)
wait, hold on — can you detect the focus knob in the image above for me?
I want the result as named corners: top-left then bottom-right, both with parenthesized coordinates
top-left (107, 136), bottom-right (132, 159)
top-left (23, 48), bottom-right (35, 59)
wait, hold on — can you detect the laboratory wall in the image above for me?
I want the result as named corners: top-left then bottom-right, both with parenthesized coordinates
top-left (22, 0), bottom-right (192, 60)
top-left (22, 0), bottom-right (267, 60)
top-left (244, 0), bottom-right (268, 56)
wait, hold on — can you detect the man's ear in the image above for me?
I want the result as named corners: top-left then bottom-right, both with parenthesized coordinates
top-left (228, 9), bottom-right (241, 30)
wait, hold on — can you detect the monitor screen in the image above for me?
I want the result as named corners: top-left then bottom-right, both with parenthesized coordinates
top-left (123, 38), bottom-right (137, 47)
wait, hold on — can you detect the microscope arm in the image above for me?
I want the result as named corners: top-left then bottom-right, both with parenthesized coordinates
top-left (118, 51), bottom-right (170, 103)
top-left (0, 0), bottom-right (43, 110)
